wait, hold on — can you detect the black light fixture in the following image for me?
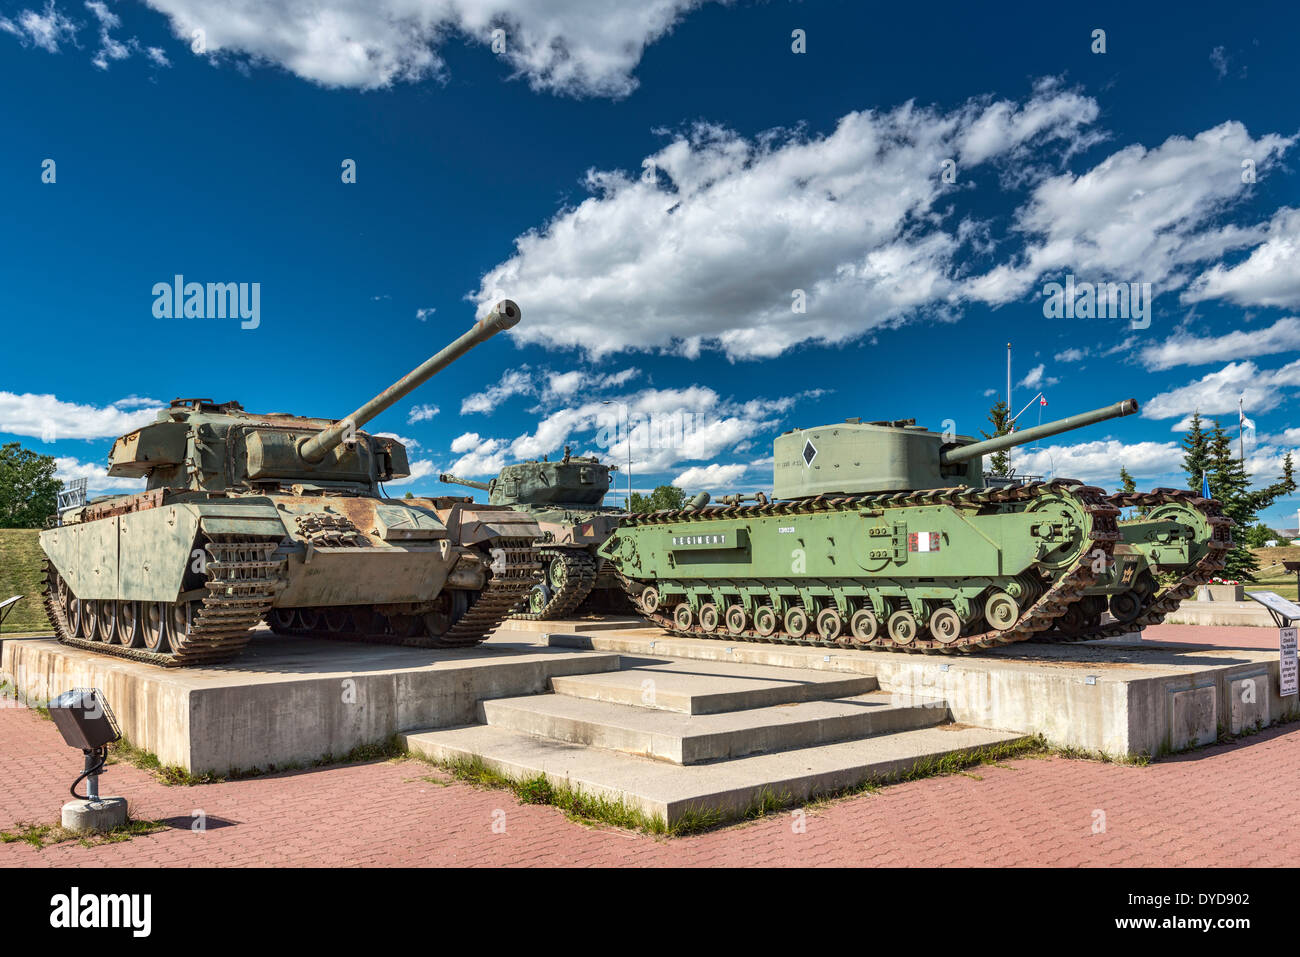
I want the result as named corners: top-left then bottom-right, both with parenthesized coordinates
top-left (48, 688), bottom-right (121, 801)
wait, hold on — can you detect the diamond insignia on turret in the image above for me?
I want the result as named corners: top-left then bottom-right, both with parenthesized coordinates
top-left (802, 440), bottom-right (818, 466)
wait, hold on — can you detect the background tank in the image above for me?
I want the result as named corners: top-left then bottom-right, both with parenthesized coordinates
top-left (40, 300), bottom-right (542, 666)
top-left (599, 399), bottom-right (1230, 653)
top-left (440, 446), bottom-right (627, 619)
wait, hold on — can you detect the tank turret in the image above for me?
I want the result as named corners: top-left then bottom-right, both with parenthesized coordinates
top-left (453, 446), bottom-right (615, 508)
top-left (107, 300), bottom-right (521, 494)
top-left (773, 399), bottom-right (1137, 498)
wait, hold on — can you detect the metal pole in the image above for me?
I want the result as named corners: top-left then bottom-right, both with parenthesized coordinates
top-left (1239, 396), bottom-right (1245, 462)
top-left (625, 405), bottom-right (633, 507)
top-left (1006, 342), bottom-right (1012, 432)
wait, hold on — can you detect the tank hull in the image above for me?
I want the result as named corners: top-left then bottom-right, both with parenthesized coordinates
top-left (598, 483), bottom-right (1229, 653)
top-left (41, 489), bottom-right (541, 666)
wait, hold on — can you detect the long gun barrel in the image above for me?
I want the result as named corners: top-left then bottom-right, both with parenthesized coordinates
top-left (439, 473), bottom-right (491, 492)
top-left (940, 398), bottom-right (1138, 466)
top-left (300, 300), bottom-right (521, 463)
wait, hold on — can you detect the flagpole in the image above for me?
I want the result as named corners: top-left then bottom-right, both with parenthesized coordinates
top-left (1006, 342), bottom-right (1012, 433)
top-left (1238, 396), bottom-right (1244, 462)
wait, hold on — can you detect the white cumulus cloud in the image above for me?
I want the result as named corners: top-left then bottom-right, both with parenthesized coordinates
top-left (0, 393), bottom-right (163, 441)
top-left (1184, 207), bottom-right (1300, 309)
top-left (142, 0), bottom-right (710, 96)
top-left (475, 84), bottom-right (1101, 360)
top-left (673, 463), bottom-right (746, 489)
top-left (1138, 316), bottom-right (1300, 371)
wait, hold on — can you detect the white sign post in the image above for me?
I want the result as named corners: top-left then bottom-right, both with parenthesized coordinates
top-left (1246, 592), bottom-right (1300, 698)
top-left (1282, 628), bottom-right (1298, 698)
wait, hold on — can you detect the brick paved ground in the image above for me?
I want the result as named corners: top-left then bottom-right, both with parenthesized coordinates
top-left (2, 622), bottom-right (1296, 867)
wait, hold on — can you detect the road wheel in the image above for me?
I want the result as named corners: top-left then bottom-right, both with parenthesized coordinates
top-left (640, 586), bottom-right (661, 615)
top-left (323, 608), bottom-right (353, 633)
top-left (724, 604), bottom-right (748, 635)
top-left (83, 599), bottom-right (101, 641)
top-left (65, 592), bottom-right (84, 638)
top-left (850, 608), bottom-right (879, 643)
top-left (1109, 591), bottom-right (1142, 623)
top-left (816, 608), bottom-right (845, 642)
top-left (115, 601), bottom-right (142, 647)
top-left (753, 606), bottom-right (778, 637)
top-left (698, 603), bottom-right (720, 632)
top-left (984, 591), bottom-right (1020, 630)
top-left (887, 609), bottom-right (918, 646)
top-left (142, 601), bottom-right (170, 653)
top-left (928, 607), bottom-right (962, 644)
top-left (168, 601), bottom-right (196, 649)
top-left (673, 602), bottom-right (694, 630)
top-left (784, 606), bottom-right (810, 639)
top-left (95, 600), bottom-right (116, 644)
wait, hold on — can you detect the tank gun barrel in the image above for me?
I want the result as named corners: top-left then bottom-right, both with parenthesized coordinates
top-left (300, 300), bottom-right (521, 463)
top-left (940, 398), bottom-right (1138, 466)
top-left (439, 473), bottom-right (491, 492)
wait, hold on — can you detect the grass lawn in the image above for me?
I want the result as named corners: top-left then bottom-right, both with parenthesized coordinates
top-left (1246, 545), bottom-right (1300, 601)
top-left (0, 529), bottom-right (49, 634)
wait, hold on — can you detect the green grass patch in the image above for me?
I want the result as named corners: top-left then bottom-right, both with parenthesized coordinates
top-left (414, 735), bottom-right (1046, 837)
top-left (427, 754), bottom-right (689, 835)
top-left (0, 529), bottom-right (50, 635)
top-left (109, 734), bottom-right (405, 786)
top-left (0, 818), bottom-right (164, 850)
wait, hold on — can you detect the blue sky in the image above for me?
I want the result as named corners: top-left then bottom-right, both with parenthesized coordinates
top-left (2, 0), bottom-right (1299, 528)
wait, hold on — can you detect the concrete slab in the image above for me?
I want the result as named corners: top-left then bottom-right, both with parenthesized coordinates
top-left (1167, 601), bottom-right (1274, 627)
top-left (493, 620), bottom-right (1300, 757)
top-left (482, 688), bottom-right (944, 764)
top-left (548, 657), bottom-right (877, 714)
top-left (402, 721), bottom-right (1027, 825)
top-left (1, 633), bottom-right (621, 774)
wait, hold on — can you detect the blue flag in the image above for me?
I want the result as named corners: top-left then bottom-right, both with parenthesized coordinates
top-left (1201, 470), bottom-right (1211, 498)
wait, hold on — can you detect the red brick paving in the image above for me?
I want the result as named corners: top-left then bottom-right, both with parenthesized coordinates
top-left (3, 622), bottom-right (1295, 867)
top-left (3, 691), bottom-right (1298, 867)
top-left (1139, 623), bottom-right (1282, 650)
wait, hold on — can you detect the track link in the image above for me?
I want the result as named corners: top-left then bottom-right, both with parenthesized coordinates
top-left (509, 547), bottom-right (598, 621)
top-left (1034, 488), bottom-right (1232, 642)
top-left (44, 535), bottom-right (286, 667)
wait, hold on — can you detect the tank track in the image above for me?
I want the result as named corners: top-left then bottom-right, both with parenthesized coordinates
top-left (616, 480), bottom-right (1120, 654)
top-left (272, 538), bottom-right (540, 648)
top-left (508, 547), bottom-right (598, 621)
top-left (1033, 488), bottom-right (1232, 643)
top-left (43, 536), bottom-right (286, 667)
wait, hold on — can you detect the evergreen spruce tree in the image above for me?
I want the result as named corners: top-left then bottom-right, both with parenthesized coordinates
top-left (1195, 421), bottom-right (1298, 579)
top-left (1181, 411), bottom-right (1211, 493)
top-left (981, 399), bottom-right (1012, 477)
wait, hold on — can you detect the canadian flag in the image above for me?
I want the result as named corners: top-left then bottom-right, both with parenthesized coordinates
top-left (1040, 396), bottom-right (1048, 407)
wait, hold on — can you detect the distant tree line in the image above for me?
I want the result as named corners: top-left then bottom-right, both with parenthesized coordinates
top-left (0, 443), bottom-right (62, 529)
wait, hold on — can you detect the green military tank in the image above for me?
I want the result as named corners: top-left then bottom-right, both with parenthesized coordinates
top-left (40, 301), bottom-right (542, 667)
top-left (597, 399), bottom-right (1231, 653)
top-left (440, 447), bottom-right (626, 619)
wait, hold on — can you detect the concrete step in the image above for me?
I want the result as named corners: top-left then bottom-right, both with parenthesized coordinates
top-left (401, 722), bottom-right (1029, 825)
top-left (482, 689), bottom-right (942, 764)
top-left (548, 657), bottom-right (878, 714)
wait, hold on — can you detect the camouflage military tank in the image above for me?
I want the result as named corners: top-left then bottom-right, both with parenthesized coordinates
top-left (440, 447), bottom-right (625, 619)
top-left (598, 399), bottom-right (1231, 653)
top-left (40, 301), bottom-right (541, 667)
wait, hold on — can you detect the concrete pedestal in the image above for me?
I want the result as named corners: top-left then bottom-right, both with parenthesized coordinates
top-left (62, 797), bottom-right (127, 833)
top-left (2, 632), bottom-right (621, 774)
